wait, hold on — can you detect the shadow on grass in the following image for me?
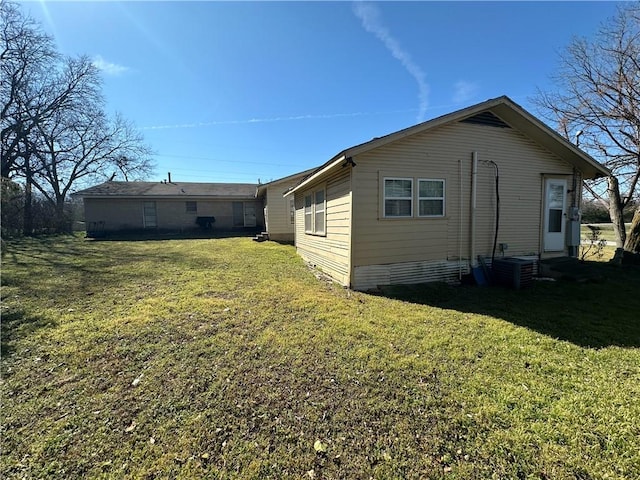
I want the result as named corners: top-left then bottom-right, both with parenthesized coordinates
top-left (3, 234), bottom-right (100, 266)
top-left (0, 235), bottom-right (197, 357)
top-left (0, 308), bottom-right (57, 357)
top-left (2, 234), bottom-right (189, 273)
top-left (376, 263), bottom-right (640, 349)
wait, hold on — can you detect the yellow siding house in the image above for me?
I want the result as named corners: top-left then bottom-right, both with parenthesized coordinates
top-left (285, 96), bottom-right (610, 291)
top-left (256, 169), bottom-right (315, 243)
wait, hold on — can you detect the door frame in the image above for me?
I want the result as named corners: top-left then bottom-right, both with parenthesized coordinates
top-left (243, 203), bottom-right (257, 227)
top-left (143, 201), bottom-right (157, 229)
top-left (543, 178), bottom-right (567, 252)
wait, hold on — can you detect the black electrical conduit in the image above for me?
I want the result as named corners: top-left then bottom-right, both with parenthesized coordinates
top-left (485, 160), bottom-right (500, 265)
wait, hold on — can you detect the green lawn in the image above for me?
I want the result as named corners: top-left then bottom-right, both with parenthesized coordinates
top-left (2, 235), bottom-right (639, 479)
top-left (581, 223), bottom-right (633, 243)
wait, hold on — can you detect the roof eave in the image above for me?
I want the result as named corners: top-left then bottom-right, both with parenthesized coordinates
top-left (490, 100), bottom-right (611, 179)
top-left (284, 155), bottom-right (347, 197)
top-left (284, 98), bottom-right (511, 197)
top-left (285, 95), bottom-right (610, 195)
top-left (257, 169), bottom-right (318, 197)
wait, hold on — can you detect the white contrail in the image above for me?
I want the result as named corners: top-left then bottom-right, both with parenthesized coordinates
top-left (141, 109), bottom-right (414, 131)
top-left (353, 1), bottom-right (429, 122)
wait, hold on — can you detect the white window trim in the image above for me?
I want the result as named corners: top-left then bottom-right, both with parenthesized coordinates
top-left (314, 190), bottom-right (326, 235)
top-left (383, 177), bottom-right (413, 218)
top-left (417, 178), bottom-right (445, 217)
top-left (303, 186), bottom-right (326, 236)
top-left (304, 193), bottom-right (313, 233)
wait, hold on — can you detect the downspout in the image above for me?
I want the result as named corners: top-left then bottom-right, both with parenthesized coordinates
top-left (348, 158), bottom-right (355, 289)
top-left (470, 151), bottom-right (478, 268)
top-left (458, 159), bottom-right (463, 280)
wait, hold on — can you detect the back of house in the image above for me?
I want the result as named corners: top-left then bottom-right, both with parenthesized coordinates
top-left (75, 181), bottom-right (263, 236)
top-left (256, 169), bottom-right (315, 243)
top-left (286, 96), bottom-right (609, 290)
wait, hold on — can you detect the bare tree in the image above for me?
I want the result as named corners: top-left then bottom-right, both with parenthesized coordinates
top-left (533, 3), bottom-right (640, 252)
top-left (2, 0), bottom-right (67, 178)
top-left (9, 52), bottom-right (103, 233)
top-left (628, 207), bottom-right (640, 252)
top-left (30, 100), bottom-right (154, 230)
top-left (1, 1), bottom-right (155, 233)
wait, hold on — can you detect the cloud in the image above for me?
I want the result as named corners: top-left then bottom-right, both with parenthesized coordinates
top-left (452, 80), bottom-right (479, 104)
top-left (353, 1), bottom-right (429, 122)
top-left (92, 55), bottom-right (129, 76)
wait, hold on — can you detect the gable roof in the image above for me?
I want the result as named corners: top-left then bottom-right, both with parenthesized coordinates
top-left (285, 95), bottom-right (610, 196)
top-left (74, 181), bottom-right (258, 199)
top-left (255, 168), bottom-right (317, 197)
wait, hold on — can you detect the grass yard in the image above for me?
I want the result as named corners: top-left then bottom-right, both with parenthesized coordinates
top-left (1, 236), bottom-right (639, 479)
top-left (581, 223), bottom-right (633, 243)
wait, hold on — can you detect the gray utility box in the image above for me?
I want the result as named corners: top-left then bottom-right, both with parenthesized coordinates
top-left (567, 220), bottom-right (581, 247)
top-left (492, 257), bottom-right (535, 289)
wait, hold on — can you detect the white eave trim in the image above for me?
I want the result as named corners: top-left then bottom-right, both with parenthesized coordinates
top-left (282, 96), bottom-right (610, 199)
top-left (283, 155), bottom-right (346, 197)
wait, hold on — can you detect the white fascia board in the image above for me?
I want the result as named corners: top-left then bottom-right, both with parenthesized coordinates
top-left (283, 155), bottom-right (346, 197)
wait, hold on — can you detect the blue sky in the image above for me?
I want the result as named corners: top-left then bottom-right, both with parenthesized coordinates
top-left (20, 1), bottom-right (621, 185)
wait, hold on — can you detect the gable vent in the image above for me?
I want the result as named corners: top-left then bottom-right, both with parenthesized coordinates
top-left (460, 111), bottom-right (511, 128)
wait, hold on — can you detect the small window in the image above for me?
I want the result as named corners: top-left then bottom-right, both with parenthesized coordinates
top-left (186, 201), bottom-right (197, 213)
top-left (418, 179), bottom-right (445, 217)
top-left (304, 194), bottom-right (313, 233)
top-left (384, 178), bottom-right (413, 217)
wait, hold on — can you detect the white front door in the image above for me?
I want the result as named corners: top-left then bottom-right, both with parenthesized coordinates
top-left (543, 179), bottom-right (567, 251)
top-left (244, 203), bottom-right (256, 227)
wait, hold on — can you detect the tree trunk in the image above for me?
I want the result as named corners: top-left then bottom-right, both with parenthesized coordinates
top-left (23, 170), bottom-right (33, 236)
top-left (54, 198), bottom-right (70, 233)
top-left (607, 176), bottom-right (627, 248)
top-left (1, 159), bottom-right (12, 179)
top-left (625, 205), bottom-right (640, 253)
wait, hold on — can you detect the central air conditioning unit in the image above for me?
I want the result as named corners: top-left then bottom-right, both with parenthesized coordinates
top-left (492, 257), bottom-right (535, 289)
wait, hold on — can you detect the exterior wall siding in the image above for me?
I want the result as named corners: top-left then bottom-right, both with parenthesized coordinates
top-left (353, 260), bottom-right (470, 291)
top-left (84, 198), bottom-right (145, 231)
top-left (294, 168), bottom-right (352, 286)
top-left (265, 184), bottom-right (296, 242)
top-left (349, 121), bottom-right (575, 288)
top-left (84, 198), bottom-right (264, 232)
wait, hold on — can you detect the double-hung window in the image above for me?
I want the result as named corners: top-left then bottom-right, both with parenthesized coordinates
top-left (314, 190), bottom-right (325, 235)
top-left (382, 176), bottom-right (445, 218)
top-left (304, 194), bottom-right (313, 232)
top-left (384, 178), bottom-right (413, 217)
top-left (418, 179), bottom-right (445, 217)
top-left (304, 187), bottom-right (326, 235)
